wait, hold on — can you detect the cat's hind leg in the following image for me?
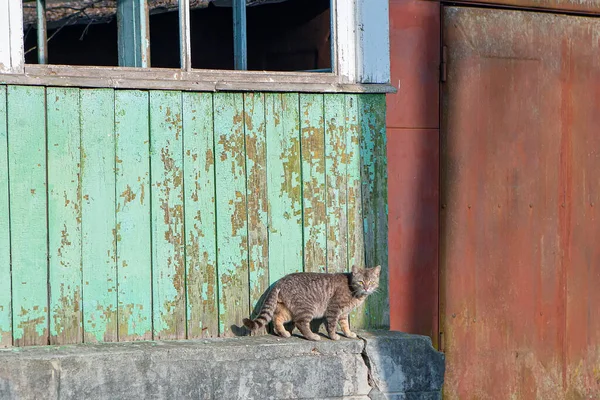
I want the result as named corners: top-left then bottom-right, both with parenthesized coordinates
top-left (273, 303), bottom-right (291, 338)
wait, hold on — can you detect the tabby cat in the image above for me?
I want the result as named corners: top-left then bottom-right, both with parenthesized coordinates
top-left (243, 265), bottom-right (381, 341)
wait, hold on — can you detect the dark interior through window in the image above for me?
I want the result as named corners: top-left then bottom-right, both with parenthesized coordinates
top-left (23, 0), bottom-right (331, 72)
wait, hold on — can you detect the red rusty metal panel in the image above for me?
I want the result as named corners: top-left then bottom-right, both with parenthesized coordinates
top-left (450, 0), bottom-right (600, 15)
top-left (388, 128), bottom-right (439, 345)
top-left (387, 0), bottom-right (440, 129)
top-left (441, 6), bottom-right (600, 399)
top-left (387, 0), bottom-right (441, 345)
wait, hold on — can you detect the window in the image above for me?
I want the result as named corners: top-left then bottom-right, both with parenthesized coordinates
top-left (1, 0), bottom-right (390, 88)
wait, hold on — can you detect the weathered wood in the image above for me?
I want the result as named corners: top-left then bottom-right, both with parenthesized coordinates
top-left (334, 0), bottom-right (356, 82)
top-left (244, 93), bottom-right (269, 316)
top-left (150, 90), bottom-right (186, 340)
top-left (6, 66), bottom-right (397, 94)
top-left (0, 86), bottom-right (11, 347)
top-left (265, 93), bottom-right (303, 283)
top-left (214, 92), bottom-right (249, 336)
top-left (183, 92), bottom-right (218, 338)
top-left (47, 87), bottom-right (82, 345)
top-left (233, 0), bottom-right (247, 70)
top-left (359, 94), bottom-right (389, 328)
top-left (324, 94), bottom-right (348, 273)
top-left (80, 88), bottom-right (117, 343)
top-left (300, 94), bottom-right (327, 273)
top-left (356, 0), bottom-right (391, 83)
top-left (115, 90), bottom-right (152, 341)
top-left (7, 85), bottom-right (48, 346)
top-left (346, 94), bottom-right (367, 329)
top-left (117, 0), bottom-right (150, 67)
top-left (0, 0), bottom-right (24, 73)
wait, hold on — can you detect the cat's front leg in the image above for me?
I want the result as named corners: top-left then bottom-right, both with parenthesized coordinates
top-left (295, 319), bottom-right (321, 341)
top-left (339, 315), bottom-right (357, 338)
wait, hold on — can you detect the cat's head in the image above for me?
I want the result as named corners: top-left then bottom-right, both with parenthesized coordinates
top-left (350, 265), bottom-right (381, 296)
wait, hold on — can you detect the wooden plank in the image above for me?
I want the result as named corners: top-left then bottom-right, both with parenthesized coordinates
top-left (0, 86), bottom-right (11, 348)
top-left (183, 92), bottom-right (218, 338)
top-left (117, 0), bottom-right (150, 67)
top-left (150, 90), bottom-right (186, 340)
top-left (324, 94), bottom-right (348, 273)
top-left (244, 93), bottom-right (269, 315)
top-left (80, 89), bottom-right (117, 343)
top-left (214, 92), bottom-right (249, 336)
top-left (47, 87), bottom-right (82, 345)
top-left (333, 0), bottom-right (357, 82)
top-left (356, 0), bottom-right (390, 83)
top-left (300, 94), bottom-right (327, 273)
top-left (179, 0), bottom-right (191, 70)
top-left (233, 0), bottom-right (247, 70)
top-left (265, 93), bottom-right (303, 283)
top-left (346, 94), bottom-right (367, 329)
top-left (358, 94), bottom-right (389, 328)
top-left (0, 0), bottom-right (24, 73)
top-left (7, 85), bottom-right (48, 346)
top-left (115, 90), bottom-right (152, 341)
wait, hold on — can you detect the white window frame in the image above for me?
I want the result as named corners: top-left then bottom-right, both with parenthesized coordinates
top-left (0, 0), bottom-right (392, 92)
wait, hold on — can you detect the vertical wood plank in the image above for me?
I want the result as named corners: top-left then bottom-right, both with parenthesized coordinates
top-left (0, 0), bottom-right (25, 73)
top-left (346, 94), bottom-right (367, 329)
top-left (7, 85), bottom-right (48, 346)
top-left (214, 92), bottom-right (249, 336)
top-left (183, 92), bottom-right (218, 338)
top-left (115, 90), bottom-right (152, 341)
top-left (324, 94), bottom-right (348, 273)
top-left (233, 0), bottom-right (247, 70)
top-left (266, 93), bottom-right (303, 283)
top-left (81, 89), bottom-right (117, 343)
top-left (300, 94), bottom-right (327, 273)
top-left (359, 94), bottom-right (389, 328)
top-left (47, 87), bottom-right (82, 345)
top-left (117, 0), bottom-right (151, 67)
top-left (150, 90), bottom-right (186, 340)
top-left (244, 93), bottom-right (269, 314)
top-left (0, 86), bottom-right (11, 347)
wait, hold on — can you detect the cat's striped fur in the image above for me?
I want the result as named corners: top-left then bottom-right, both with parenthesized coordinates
top-left (243, 265), bottom-right (381, 341)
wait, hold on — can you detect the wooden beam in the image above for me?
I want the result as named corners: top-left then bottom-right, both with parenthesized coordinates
top-left (0, 0), bottom-right (24, 73)
top-left (356, 0), bottom-right (390, 83)
top-left (179, 0), bottom-right (191, 71)
top-left (333, 0), bottom-right (357, 83)
top-left (117, 0), bottom-right (151, 67)
top-left (233, 0), bottom-right (247, 70)
top-left (36, 0), bottom-right (48, 65)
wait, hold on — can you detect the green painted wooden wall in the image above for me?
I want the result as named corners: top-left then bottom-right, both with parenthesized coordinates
top-left (0, 85), bottom-right (388, 347)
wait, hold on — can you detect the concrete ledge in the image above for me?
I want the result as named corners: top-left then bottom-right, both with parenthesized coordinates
top-left (0, 331), bottom-right (444, 400)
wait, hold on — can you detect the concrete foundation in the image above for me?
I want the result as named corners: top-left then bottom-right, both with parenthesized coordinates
top-left (0, 331), bottom-right (444, 400)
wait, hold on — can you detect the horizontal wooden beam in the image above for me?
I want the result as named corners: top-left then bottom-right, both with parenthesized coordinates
top-left (1, 66), bottom-right (396, 93)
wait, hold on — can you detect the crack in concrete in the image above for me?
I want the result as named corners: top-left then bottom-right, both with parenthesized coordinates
top-left (358, 335), bottom-right (386, 400)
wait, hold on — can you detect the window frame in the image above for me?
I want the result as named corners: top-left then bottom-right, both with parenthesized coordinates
top-left (0, 0), bottom-right (393, 93)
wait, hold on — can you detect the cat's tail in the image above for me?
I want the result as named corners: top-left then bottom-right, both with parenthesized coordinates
top-left (243, 287), bottom-right (280, 331)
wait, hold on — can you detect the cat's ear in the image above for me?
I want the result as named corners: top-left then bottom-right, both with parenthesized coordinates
top-left (373, 265), bottom-right (381, 274)
top-left (351, 265), bottom-right (359, 274)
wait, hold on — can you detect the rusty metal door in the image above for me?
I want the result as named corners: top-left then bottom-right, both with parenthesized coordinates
top-left (441, 6), bottom-right (600, 399)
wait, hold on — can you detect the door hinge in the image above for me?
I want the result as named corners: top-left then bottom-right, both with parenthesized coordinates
top-left (440, 45), bottom-right (447, 83)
